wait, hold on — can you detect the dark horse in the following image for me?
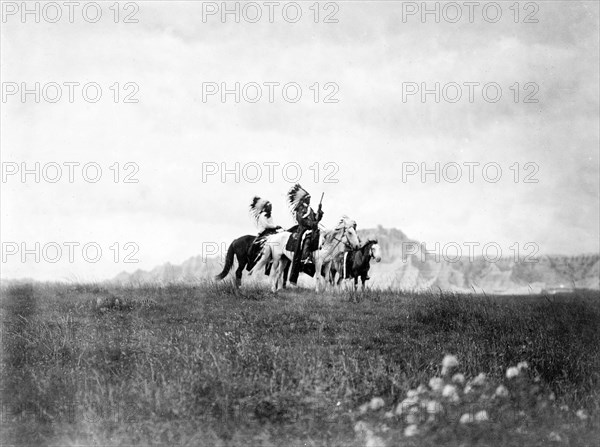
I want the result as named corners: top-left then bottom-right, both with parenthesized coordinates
top-left (215, 234), bottom-right (290, 287)
top-left (329, 239), bottom-right (382, 289)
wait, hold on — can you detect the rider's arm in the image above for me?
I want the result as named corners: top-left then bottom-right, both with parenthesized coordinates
top-left (317, 204), bottom-right (324, 222)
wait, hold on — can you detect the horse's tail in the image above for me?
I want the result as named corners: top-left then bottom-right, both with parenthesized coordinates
top-left (215, 243), bottom-right (235, 280)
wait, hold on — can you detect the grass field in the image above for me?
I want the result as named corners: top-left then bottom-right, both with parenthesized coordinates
top-left (1, 282), bottom-right (599, 446)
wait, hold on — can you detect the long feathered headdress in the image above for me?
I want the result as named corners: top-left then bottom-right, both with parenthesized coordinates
top-left (249, 196), bottom-right (269, 223)
top-left (287, 184), bottom-right (310, 212)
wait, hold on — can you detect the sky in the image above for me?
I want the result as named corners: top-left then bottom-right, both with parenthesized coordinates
top-left (1, 1), bottom-right (599, 281)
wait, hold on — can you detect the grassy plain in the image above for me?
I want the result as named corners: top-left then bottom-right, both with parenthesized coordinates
top-left (1, 282), bottom-right (599, 446)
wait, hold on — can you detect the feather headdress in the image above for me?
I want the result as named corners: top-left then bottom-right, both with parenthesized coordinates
top-left (249, 196), bottom-right (270, 223)
top-left (287, 184), bottom-right (310, 211)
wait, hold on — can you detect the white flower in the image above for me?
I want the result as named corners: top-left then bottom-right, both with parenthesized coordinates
top-left (452, 373), bottom-right (465, 385)
top-left (404, 424), bottom-right (419, 437)
top-left (441, 354), bottom-right (459, 375)
top-left (369, 397), bottom-right (385, 411)
top-left (442, 354), bottom-right (459, 368)
top-left (442, 384), bottom-right (460, 403)
top-left (506, 366), bottom-right (520, 379)
top-left (406, 389), bottom-right (419, 398)
top-left (416, 385), bottom-right (427, 394)
top-left (429, 377), bottom-right (444, 392)
top-left (442, 384), bottom-right (456, 396)
top-left (464, 384), bottom-right (473, 394)
top-left (517, 361), bottom-right (529, 371)
top-left (495, 385), bottom-right (509, 398)
top-left (576, 409), bottom-right (589, 420)
top-left (460, 413), bottom-right (474, 424)
top-left (359, 403), bottom-right (369, 414)
top-left (548, 392), bottom-right (555, 401)
top-left (384, 411), bottom-right (394, 419)
top-left (471, 373), bottom-right (487, 386)
top-left (442, 354), bottom-right (458, 368)
top-left (475, 410), bottom-right (489, 422)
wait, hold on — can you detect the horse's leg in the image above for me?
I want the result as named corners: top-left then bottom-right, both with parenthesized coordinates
top-left (329, 265), bottom-right (336, 285)
top-left (268, 254), bottom-right (280, 293)
top-left (314, 259), bottom-right (320, 292)
top-left (335, 261), bottom-right (343, 286)
top-left (231, 248), bottom-right (246, 287)
top-left (235, 260), bottom-right (245, 288)
top-left (354, 276), bottom-right (358, 291)
top-left (322, 262), bottom-right (332, 292)
top-left (281, 257), bottom-right (290, 289)
top-left (314, 253), bottom-right (322, 293)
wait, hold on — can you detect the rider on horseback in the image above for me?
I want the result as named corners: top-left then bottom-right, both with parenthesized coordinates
top-left (248, 196), bottom-right (280, 270)
top-left (287, 184), bottom-right (324, 285)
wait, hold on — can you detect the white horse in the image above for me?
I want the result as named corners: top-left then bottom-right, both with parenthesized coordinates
top-left (249, 216), bottom-right (360, 293)
top-left (314, 217), bottom-right (361, 292)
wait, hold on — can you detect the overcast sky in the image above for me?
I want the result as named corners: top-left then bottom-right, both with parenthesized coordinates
top-left (1, 1), bottom-right (598, 281)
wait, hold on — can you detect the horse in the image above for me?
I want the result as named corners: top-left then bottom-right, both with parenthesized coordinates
top-left (330, 239), bottom-right (382, 290)
top-left (250, 216), bottom-right (360, 293)
top-left (215, 231), bottom-right (288, 287)
top-left (214, 234), bottom-right (256, 287)
top-left (314, 217), bottom-right (361, 293)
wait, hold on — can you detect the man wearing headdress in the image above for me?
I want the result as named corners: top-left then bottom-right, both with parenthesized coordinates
top-left (248, 196), bottom-right (280, 270)
top-left (287, 184), bottom-right (324, 285)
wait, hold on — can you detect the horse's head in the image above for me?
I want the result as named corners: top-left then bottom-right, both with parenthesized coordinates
top-left (346, 227), bottom-right (360, 249)
top-left (336, 216), bottom-right (360, 249)
top-left (370, 240), bottom-right (382, 263)
top-left (361, 238), bottom-right (382, 262)
top-left (337, 215), bottom-right (355, 228)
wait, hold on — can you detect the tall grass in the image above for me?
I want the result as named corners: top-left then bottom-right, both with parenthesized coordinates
top-left (1, 282), bottom-right (598, 446)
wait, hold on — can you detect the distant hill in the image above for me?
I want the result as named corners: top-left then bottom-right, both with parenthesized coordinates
top-left (356, 226), bottom-right (599, 292)
top-left (111, 226), bottom-right (600, 293)
top-left (113, 256), bottom-right (224, 285)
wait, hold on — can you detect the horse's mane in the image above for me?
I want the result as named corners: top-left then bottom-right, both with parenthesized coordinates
top-left (322, 216), bottom-right (356, 244)
top-left (323, 228), bottom-right (340, 244)
top-left (361, 238), bottom-right (378, 247)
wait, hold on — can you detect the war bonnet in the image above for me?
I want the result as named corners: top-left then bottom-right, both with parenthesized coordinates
top-left (249, 196), bottom-right (270, 223)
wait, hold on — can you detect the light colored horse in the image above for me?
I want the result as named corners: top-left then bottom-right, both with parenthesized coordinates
top-left (249, 216), bottom-right (360, 293)
top-left (314, 217), bottom-right (361, 292)
top-left (247, 230), bottom-right (294, 292)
